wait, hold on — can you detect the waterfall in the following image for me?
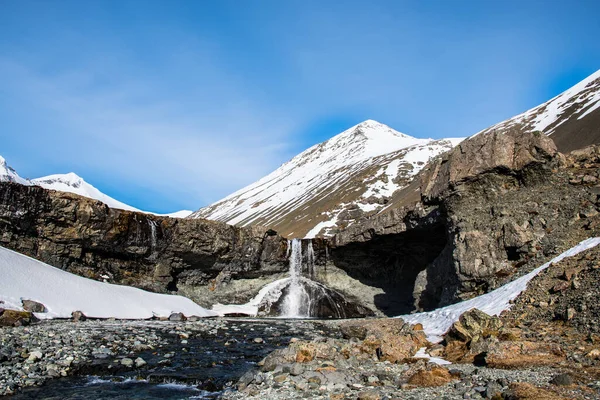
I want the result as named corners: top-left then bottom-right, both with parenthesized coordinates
top-left (148, 220), bottom-right (158, 259)
top-left (281, 239), bottom-right (308, 317)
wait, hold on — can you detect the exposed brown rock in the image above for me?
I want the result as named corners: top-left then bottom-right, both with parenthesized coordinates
top-left (445, 308), bottom-right (503, 343)
top-left (339, 319), bottom-right (428, 363)
top-left (0, 309), bottom-right (36, 327)
top-left (406, 366), bottom-right (455, 387)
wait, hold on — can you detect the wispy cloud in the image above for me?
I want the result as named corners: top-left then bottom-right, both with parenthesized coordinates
top-left (0, 54), bottom-right (297, 209)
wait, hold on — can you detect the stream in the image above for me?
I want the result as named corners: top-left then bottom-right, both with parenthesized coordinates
top-left (9, 318), bottom-right (337, 399)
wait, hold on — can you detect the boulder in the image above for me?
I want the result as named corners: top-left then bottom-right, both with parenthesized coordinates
top-left (168, 312), bottom-right (186, 322)
top-left (445, 308), bottom-right (503, 343)
top-left (0, 310), bottom-right (37, 327)
top-left (407, 366), bottom-right (456, 387)
top-left (21, 300), bottom-right (47, 313)
top-left (71, 310), bottom-right (87, 322)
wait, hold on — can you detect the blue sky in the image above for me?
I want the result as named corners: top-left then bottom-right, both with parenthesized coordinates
top-left (1, 0), bottom-right (599, 213)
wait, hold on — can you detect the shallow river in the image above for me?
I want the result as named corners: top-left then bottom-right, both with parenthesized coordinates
top-left (11, 318), bottom-right (333, 399)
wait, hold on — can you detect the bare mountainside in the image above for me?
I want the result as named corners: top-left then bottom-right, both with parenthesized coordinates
top-left (190, 120), bottom-right (463, 238)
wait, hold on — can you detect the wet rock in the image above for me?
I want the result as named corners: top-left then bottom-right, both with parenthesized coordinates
top-left (120, 358), bottom-right (134, 367)
top-left (134, 357), bottom-right (147, 368)
top-left (21, 299), bottom-right (47, 313)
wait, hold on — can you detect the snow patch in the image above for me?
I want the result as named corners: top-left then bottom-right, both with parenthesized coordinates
top-left (0, 246), bottom-right (217, 319)
top-left (398, 237), bottom-right (600, 343)
top-left (413, 347), bottom-right (451, 365)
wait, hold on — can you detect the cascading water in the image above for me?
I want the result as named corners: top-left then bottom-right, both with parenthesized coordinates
top-left (216, 239), bottom-right (371, 318)
top-left (281, 239), bottom-right (308, 317)
top-left (148, 220), bottom-right (159, 260)
top-left (278, 239), bottom-right (350, 319)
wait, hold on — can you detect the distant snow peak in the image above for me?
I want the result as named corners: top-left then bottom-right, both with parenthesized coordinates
top-left (0, 155), bottom-right (31, 186)
top-left (0, 156), bottom-right (190, 218)
top-left (35, 172), bottom-right (84, 188)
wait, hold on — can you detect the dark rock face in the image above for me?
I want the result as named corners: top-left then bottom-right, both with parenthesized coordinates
top-left (0, 183), bottom-right (289, 308)
top-left (329, 131), bottom-right (600, 314)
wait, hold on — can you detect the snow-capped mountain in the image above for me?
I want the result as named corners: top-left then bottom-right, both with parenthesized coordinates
top-left (0, 158), bottom-right (192, 218)
top-left (0, 156), bottom-right (31, 186)
top-left (191, 120), bottom-right (464, 238)
top-left (476, 69), bottom-right (600, 152)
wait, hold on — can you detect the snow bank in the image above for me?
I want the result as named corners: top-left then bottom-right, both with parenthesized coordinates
top-left (398, 237), bottom-right (600, 343)
top-left (0, 246), bottom-right (217, 319)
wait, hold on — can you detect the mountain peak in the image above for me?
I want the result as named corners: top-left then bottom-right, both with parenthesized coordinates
top-left (348, 119), bottom-right (415, 141)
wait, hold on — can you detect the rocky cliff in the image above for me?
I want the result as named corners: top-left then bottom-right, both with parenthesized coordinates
top-left (2, 132), bottom-right (600, 318)
top-left (0, 183), bottom-right (290, 308)
top-left (326, 131), bottom-right (600, 315)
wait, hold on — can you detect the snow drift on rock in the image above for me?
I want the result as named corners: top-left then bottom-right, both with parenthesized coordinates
top-left (398, 237), bottom-right (600, 343)
top-left (0, 246), bottom-right (217, 319)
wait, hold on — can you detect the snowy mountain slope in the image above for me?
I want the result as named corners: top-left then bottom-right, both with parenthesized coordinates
top-left (191, 120), bottom-right (463, 238)
top-left (0, 245), bottom-right (217, 319)
top-left (476, 69), bottom-right (600, 152)
top-left (0, 157), bottom-right (192, 218)
top-left (0, 156), bottom-right (31, 186)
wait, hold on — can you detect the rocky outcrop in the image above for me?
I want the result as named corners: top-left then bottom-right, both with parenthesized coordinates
top-left (0, 182), bottom-right (290, 308)
top-left (419, 128), bottom-right (559, 202)
top-left (327, 132), bottom-right (600, 314)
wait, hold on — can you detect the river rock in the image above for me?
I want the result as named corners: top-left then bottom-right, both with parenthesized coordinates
top-left (120, 357), bottom-right (134, 367)
top-left (135, 357), bottom-right (147, 367)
